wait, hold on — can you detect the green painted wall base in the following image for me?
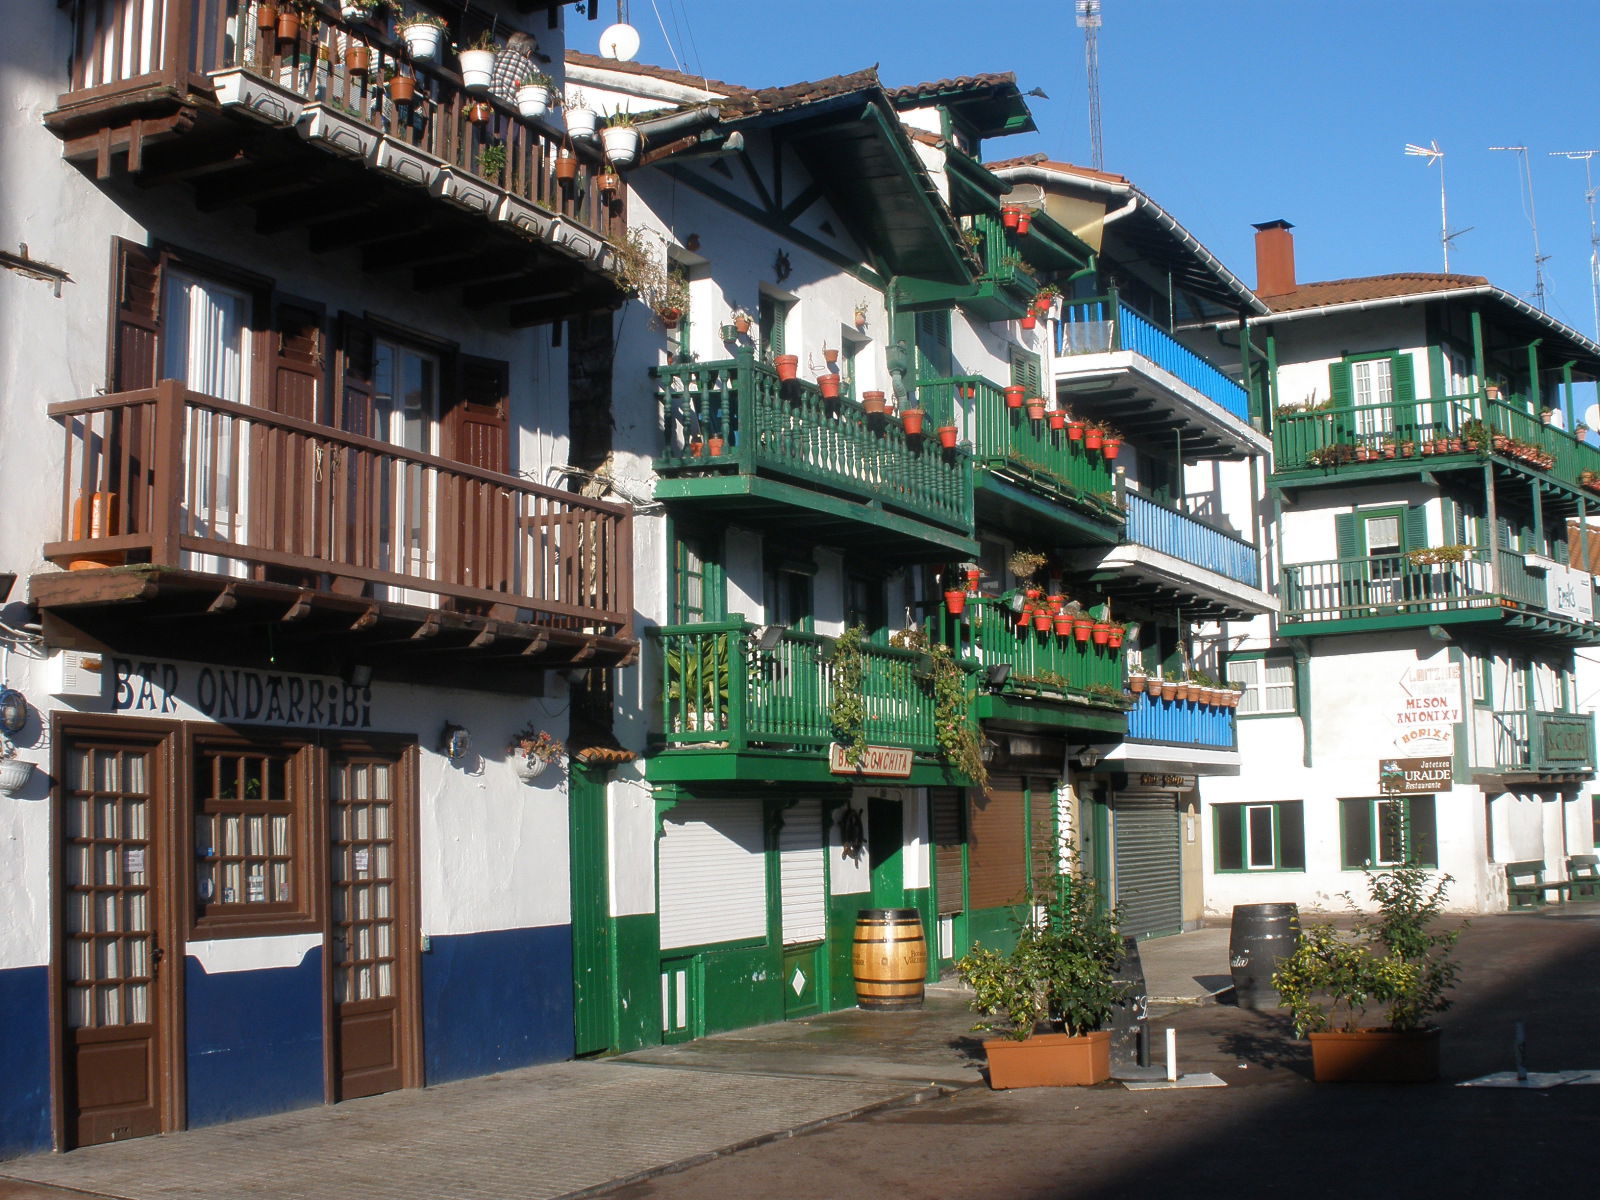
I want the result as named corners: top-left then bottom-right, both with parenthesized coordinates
top-left (611, 912), bottom-right (663, 1053)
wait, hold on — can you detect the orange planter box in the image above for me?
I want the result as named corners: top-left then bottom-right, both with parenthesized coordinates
top-left (982, 1031), bottom-right (1111, 1089)
top-left (1308, 1028), bottom-right (1440, 1083)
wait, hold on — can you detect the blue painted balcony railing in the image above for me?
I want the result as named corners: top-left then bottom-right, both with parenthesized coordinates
top-left (1056, 299), bottom-right (1250, 423)
top-left (1124, 492), bottom-right (1260, 588)
top-left (1124, 691), bottom-right (1237, 750)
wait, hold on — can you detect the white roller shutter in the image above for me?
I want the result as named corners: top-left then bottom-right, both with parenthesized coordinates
top-left (659, 799), bottom-right (767, 949)
top-left (779, 799), bottom-right (826, 945)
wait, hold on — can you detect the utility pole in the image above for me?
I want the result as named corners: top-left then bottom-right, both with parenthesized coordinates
top-left (1491, 145), bottom-right (1550, 311)
top-left (1075, 0), bottom-right (1103, 170)
top-left (1549, 150), bottom-right (1600, 342)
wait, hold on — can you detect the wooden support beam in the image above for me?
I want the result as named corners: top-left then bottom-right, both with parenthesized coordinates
top-left (362, 230), bottom-right (488, 273)
top-left (468, 621), bottom-right (499, 650)
top-left (283, 590), bottom-right (315, 622)
top-left (413, 255), bottom-right (530, 293)
top-left (519, 631), bottom-right (551, 655)
top-left (463, 265), bottom-right (588, 308)
top-left (412, 612), bottom-right (441, 639)
top-left (351, 604), bottom-right (380, 631)
top-left (207, 584), bottom-right (238, 614)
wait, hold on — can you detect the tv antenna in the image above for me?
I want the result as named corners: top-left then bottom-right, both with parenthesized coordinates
top-left (1549, 149), bottom-right (1600, 342)
top-left (1490, 145), bottom-right (1550, 311)
top-left (1075, 0), bottom-right (1103, 170)
top-left (1404, 141), bottom-right (1471, 272)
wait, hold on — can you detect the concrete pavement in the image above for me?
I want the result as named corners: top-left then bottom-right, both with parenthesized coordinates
top-left (0, 923), bottom-right (1235, 1200)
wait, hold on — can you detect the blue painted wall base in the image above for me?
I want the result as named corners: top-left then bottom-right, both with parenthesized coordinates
top-left (0, 965), bottom-right (52, 1158)
top-left (422, 925), bottom-right (574, 1084)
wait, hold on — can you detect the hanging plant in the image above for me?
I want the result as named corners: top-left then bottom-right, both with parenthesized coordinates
top-left (827, 625), bottom-right (869, 766)
top-left (891, 627), bottom-right (988, 795)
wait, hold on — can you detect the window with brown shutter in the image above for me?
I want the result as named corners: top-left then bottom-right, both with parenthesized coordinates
top-left (966, 777), bottom-right (1027, 910)
top-left (930, 787), bottom-right (965, 915)
top-left (109, 238), bottom-right (161, 392)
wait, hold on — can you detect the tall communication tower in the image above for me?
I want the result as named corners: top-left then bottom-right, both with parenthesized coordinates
top-left (1075, 0), bottom-right (1103, 170)
top-left (1490, 144), bottom-right (1550, 311)
top-left (1549, 150), bottom-right (1600, 342)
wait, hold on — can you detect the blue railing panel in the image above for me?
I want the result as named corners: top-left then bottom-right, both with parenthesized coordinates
top-left (1125, 692), bottom-right (1237, 749)
top-left (1124, 493), bottom-right (1260, 588)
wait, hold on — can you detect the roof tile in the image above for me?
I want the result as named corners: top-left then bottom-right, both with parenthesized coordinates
top-left (1264, 273), bottom-right (1489, 311)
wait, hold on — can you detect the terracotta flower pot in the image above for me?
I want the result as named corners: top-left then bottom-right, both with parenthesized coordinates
top-left (387, 75), bottom-right (417, 104)
top-left (1128, 674), bottom-right (1147, 694)
top-left (555, 151), bottom-right (578, 182)
top-left (687, 439), bottom-right (702, 457)
top-left (1160, 681), bottom-right (1178, 701)
top-left (824, 347), bottom-right (839, 365)
top-left (734, 316), bottom-right (751, 334)
top-left (1034, 611), bottom-right (1053, 632)
top-left (707, 436), bottom-right (724, 457)
top-left (982, 1031), bottom-right (1111, 1089)
top-left (938, 425), bottom-right (959, 449)
top-left (1308, 1028), bottom-right (1440, 1084)
top-left (817, 373), bottom-right (841, 399)
top-left (1048, 410), bottom-right (1066, 431)
top-left (1103, 438), bottom-right (1121, 460)
top-left (774, 354), bottom-right (799, 381)
top-left (965, 567), bottom-right (981, 591)
top-left (1054, 614), bottom-right (1073, 637)
top-left (1015, 211), bottom-right (1032, 235)
top-left (1021, 313), bottom-right (1037, 330)
top-left (901, 408), bottom-right (925, 436)
top-left (346, 44), bottom-right (370, 73)
top-left (276, 11), bottom-right (300, 40)
top-left (1085, 430), bottom-right (1104, 451)
top-left (1026, 401), bottom-right (1045, 421)
top-left (1092, 622), bottom-right (1111, 645)
top-left (1067, 420), bottom-right (1084, 442)
top-left (862, 390), bottom-right (886, 415)
top-left (1003, 385), bottom-right (1025, 409)
top-left (468, 101), bottom-right (493, 125)
top-left (1107, 629), bottom-right (1123, 648)
top-left (1001, 206), bottom-right (1020, 230)
top-left (598, 171), bottom-right (621, 194)
top-left (258, 2), bottom-right (279, 30)
top-left (944, 589), bottom-right (967, 616)
top-left (657, 307), bottom-right (683, 329)
top-left (1074, 618), bottom-right (1093, 642)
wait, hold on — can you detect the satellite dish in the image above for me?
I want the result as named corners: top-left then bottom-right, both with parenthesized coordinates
top-left (1585, 401), bottom-right (1600, 431)
top-left (599, 22), bottom-right (640, 61)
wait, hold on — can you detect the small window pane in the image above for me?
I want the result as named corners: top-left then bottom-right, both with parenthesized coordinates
top-left (1246, 806), bottom-right (1276, 868)
top-left (1279, 803), bottom-right (1306, 869)
top-left (1216, 806), bottom-right (1244, 871)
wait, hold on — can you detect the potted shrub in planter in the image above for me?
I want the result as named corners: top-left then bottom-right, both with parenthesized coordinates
top-left (955, 858), bottom-right (1124, 1088)
top-left (1273, 860), bottom-right (1461, 1083)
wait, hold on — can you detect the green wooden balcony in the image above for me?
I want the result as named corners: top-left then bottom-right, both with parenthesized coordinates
top-left (917, 374), bottom-right (1123, 542)
top-left (653, 356), bottom-right (976, 561)
top-left (651, 619), bottom-right (950, 756)
top-left (1478, 710), bottom-right (1595, 779)
top-left (933, 596), bottom-right (1131, 734)
top-left (1274, 390), bottom-right (1600, 511)
top-left (1280, 549), bottom-right (1600, 644)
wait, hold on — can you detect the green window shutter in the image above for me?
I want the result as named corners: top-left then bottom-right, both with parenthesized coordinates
top-left (1329, 360), bottom-right (1353, 408)
top-left (915, 309), bottom-right (952, 381)
top-left (1340, 798), bottom-right (1371, 869)
top-left (1407, 796), bottom-right (1438, 867)
top-left (1335, 512), bottom-right (1357, 560)
top-left (1278, 802), bottom-right (1306, 869)
top-left (1404, 505), bottom-right (1427, 551)
top-left (1391, 353), bottom-right (1417, 405)
top-left (759, 296), bottom-right (786, 358)
top-left (1215, 806), bottom-right (1244, 871)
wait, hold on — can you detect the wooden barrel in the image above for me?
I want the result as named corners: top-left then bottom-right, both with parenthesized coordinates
top-left (852, 908), bottom-right (927, 1010)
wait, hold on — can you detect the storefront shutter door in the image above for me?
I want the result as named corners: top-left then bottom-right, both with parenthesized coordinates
top-left (1113, 793), bottom-right (1181, 939)
top-left (778, 799), bottom-right (825, 945)
top-left (967, 777), bottom-right (1026, 910)
top-left (659, 799), bottom-right (767, 949)
top-left (930, 788), bottom-right (965, 915)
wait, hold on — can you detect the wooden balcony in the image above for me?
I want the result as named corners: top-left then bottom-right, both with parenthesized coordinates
top-left (45, 0), bottom-right (625, 323)
top-left (1280, 549), bottom-right (1600, 646)
top-left (34, 381), bottom-right (635, 689)
top-left (652, 356), bottom-right (977, 563)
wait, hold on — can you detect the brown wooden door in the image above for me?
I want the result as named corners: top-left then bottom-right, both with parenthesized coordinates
top-left (328, 755), bottom-right (415, 1100)
top-left (59, 738), bottom-right (170, 1147)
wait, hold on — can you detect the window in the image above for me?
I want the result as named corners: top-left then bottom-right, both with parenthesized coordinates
top-left (1214, 801), bottom-right (1305, 871)
top-left (670, 526), bottom-right (723, 624)
top-left (371, 338), bottom-right (440, 454)
top-left (845, 572), bottom-right (887, 643)
top-left (193, 740), bottom-right (316, 934)
top-left (1350, 358), bottom-right (1394, 435)
top-left (758, 293), bottom-right (788, 361)
top-left (1339, 795), bottom-right (1437, 869)
top-left (1225, 656), bottom-right (1296, 716)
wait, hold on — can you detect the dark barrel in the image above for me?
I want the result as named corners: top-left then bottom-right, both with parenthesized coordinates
top-left (1229, 903), bottom-right (1299, 1010)
top-left (852, 908), bottom-right (927, 1010)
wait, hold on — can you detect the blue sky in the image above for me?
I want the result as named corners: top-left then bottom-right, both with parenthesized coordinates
top-left (586, 0), bottom-right (1600, 341)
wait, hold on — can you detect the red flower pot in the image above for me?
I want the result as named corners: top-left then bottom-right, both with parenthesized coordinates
top-left (1024, 587), bottom-right (1042, 601)
top-left (1001, 206), bottom-right (1020, 230)
top-left (1067, 420), bottom-right (1084, 441)
top-left (1034, 612), bottom-right (1053, 632)
top-left (944, 589), bottom-right (967, 616)
top-left (687, 439), bottom-right (703, 457)
top-left (965, 566), bottom-right (982, 591)
top-left (1107, 630), bottom-right (1123, 648)
top-left (774, 354), bottom-right (799, 381)
top-left (1092, 622), bottom-right (1111, 645)
top-left (1074, 618), bottom-right (1093, 642)
top-left (1048, 411), bottom-right (1066, 431)
top-left (707, 436), bottom-right (724, 457)
top-left (862, 390), bottom-right (886, 414)
top-left (1016, 211), bottom-right (1032, 235)
top-left (1085, 430), bottom-right (1104, 451)
top-left (1026, 401), bottom-right (1045, 421)
top-left (938, 425), bottom-right (959, 449)
top-left (1054, 615), bottom-right (1073, 637)
top-left (1016, 609), bottom-right (1032, 628)
top-left (388, 75), bottom-right (417, 104)
top-left (817, 373), bottom-right (841, 399)
top-left (901, 408), bottom-right (925, 436)
top-left (1004, 385), bottom-right (1025, 409)
top-left (1020, 313), bottom-right (1037, 330)
top-left (1103, 437), bottom-right (1121, 460)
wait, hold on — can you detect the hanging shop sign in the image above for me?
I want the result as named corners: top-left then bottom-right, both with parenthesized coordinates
top-left (1379, 756), bottom-right (1452, 795)
top-left (110, 657), bottom-right (373, 729)
top-left (828, 743), bottom-right (913, 778)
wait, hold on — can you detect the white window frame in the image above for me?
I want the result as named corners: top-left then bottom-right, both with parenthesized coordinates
top-left (1226, 657), bottom-right (1296, 716)
top-left (1351, 357), bottom-right (1395, 436)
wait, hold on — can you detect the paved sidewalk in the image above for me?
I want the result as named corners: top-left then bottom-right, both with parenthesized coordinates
top-left (0, 926), bottom-right (1232, 1200)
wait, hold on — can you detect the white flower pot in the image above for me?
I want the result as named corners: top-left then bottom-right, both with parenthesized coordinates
top-left (458, 48), bottom-right (495, 92)
top-left (565, 107), bottom-right (598, 142)
top-left (0, 758), bottom-right (35, 797)
top-left (512, 753), bottom-right (550, 783)
top-left (599, 124), bottom-right (640, 167)
top-left (516, 83), bottom-right (554, 120)
top-left (402, 22), bottom-right (445, 63)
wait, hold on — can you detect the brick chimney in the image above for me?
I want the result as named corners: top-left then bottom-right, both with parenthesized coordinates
top-left (1252, 219), bottom-right (1297, 298)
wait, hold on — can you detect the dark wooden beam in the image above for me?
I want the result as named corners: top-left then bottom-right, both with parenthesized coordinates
top-left (413, 255), bottom-right (531, 293)
top-left (461, 265), bottom-right (589, 308)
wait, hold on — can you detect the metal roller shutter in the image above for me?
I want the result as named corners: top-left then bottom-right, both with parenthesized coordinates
top-left (930, 788), bottom-right (965, 915)
top-left (659, 799), bottom-right (767, 949)
top-left (778, 799), bottom-right (825, 945)
top-left (1113, 793), bottom-right (1182, 939)
top-left (968, 776), bottom-right (1027, 910)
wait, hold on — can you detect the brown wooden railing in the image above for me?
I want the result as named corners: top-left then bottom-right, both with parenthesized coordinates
top-left (49, 381), bottom-right (633, 636)
top-left (61, 0), bottom-right (621, 243)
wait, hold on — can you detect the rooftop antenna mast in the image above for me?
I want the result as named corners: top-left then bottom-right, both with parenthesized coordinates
top-left (1403, 141), bottom-right (1471, 272)
top-left (1075, 0), bottom-right (1103, 170)
top-left (1549, 149), bottom-right (1600, 342)
top-left (1490, 144), bottom-right (1550, 311)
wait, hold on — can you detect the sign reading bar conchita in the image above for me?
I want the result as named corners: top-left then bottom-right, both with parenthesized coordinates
top-left (1379, 756), bottom-right (1452, 794)
top-left (828, 743), bottom-right (914, 778)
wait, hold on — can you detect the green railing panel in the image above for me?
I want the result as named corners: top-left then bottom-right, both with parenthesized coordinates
top-left (933, 596), bottom-right (1126, 703)
top-left (1278, 549), bottom-right (1561, 623)
top-left (652, 621), bottom-right (941, 754)
top-left (653, 356), bottom-right (972, 535)
top-left (1486, 710), bottom-right (1596, 773)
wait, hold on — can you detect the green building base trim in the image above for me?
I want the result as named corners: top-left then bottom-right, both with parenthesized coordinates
top-left (647, 749), bottom-right (968, 787)
top-left (966, 904), bottom-right (1028, 954)
top-left (611, 912), bottom-right (663, 1053)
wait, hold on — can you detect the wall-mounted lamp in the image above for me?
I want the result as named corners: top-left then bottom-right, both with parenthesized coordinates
top-left (439, 722), bottom-right (472, 761)
top-left (980, 737), bottom-right (1001, 765)
top-left (0, 688), bottom-right (27, 733)
top-left (984, 662), bottom-right (1012, 689)
top-left (1074, 745), bottom-right (1101, 770)
top-left (754, 624), bottom-right (786, 652)
top-left (344, 664), bottom-right (373, 689)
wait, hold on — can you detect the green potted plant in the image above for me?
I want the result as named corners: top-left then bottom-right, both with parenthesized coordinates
top-left (1272, 859), bottom-right (1461, 1083)
top-left (476, 141), bottom-right (506, 181)
top-left (600, 108), bottom-right (641, 167)
top-left (665, 632), bottom-right (731, 735)
top-left (517, 70), bottom-right (556, 119)
top-left (955, 856), bottom-right (1125, 1088)
top-left (401, 10), bottom-right (448, 62)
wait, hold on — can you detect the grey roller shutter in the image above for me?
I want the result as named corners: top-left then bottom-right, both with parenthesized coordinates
top-left (1113, 793), bottom-right (1182, 939)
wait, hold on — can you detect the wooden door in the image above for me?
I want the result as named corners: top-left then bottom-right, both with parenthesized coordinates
top-left (867, 796), bottom-right (904, 909)
top-left (59, 738), bottom-right (171, 1148)
top-left (328, 755), bottom-right (415, 1101)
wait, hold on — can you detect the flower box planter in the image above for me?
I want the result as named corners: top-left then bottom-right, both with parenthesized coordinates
top-left (1307, 1028), bottom-right (1440, 1083)
top-left (371, 135), bottom-right (444, 187)
top-left (433, 165), bottom-right (501, 214)
top-left (497, 195), bottom-right (555, 240)
top-left (982, 1031), bottom-right (1111, 1089)
top-left (297, 102), bottom-right (379, 159)
top-left (211, 67), bottom-right (304, 126)
top-left (401, 21), bottom-right (446, 63)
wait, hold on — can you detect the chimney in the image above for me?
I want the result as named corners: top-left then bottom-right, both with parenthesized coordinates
top-left (1252, 219), bottom-right (1297, 298)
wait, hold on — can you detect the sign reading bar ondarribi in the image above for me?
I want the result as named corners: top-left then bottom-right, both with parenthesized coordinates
top-left (1379, 756), bottom-right (1452, 794)
top-left (828, 743), bottom-right (914, 778)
